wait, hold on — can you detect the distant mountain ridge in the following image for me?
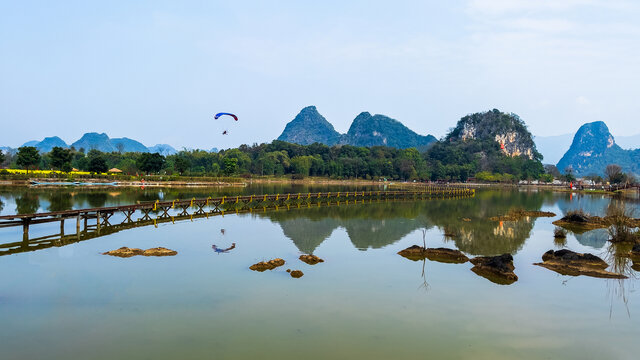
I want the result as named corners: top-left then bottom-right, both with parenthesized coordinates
top-left (15, 133), bottom-right (178, 155)
top-left (557, 121), bottom-right (640, 176)
top-left (278, 106), bottom-right (436, 149)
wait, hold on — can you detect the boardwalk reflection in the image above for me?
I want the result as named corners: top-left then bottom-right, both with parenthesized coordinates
top-left (6, 189), bottom-right (628, 258)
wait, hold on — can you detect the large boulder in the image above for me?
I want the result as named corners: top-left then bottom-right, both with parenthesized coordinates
top-left (534, 249), bottom-right (627, 279)
top-left (470, 254), bottom-right (518, 285)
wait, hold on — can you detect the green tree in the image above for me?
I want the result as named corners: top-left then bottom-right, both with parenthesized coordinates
top-left (223, 157), bottom-right (238, 176)
top-left (174, 156), bottom-right (191, 174)
top-left (222, 149), bottom-right (251, 173)
top-left (87, 150), bottom-right (108, 173)
top-left (290, 155), bottom-right (316, 176)
top-left (61, 162), bottom-right (73, 173)
top-left (0, 149), bottom-right (5, 167)
top-left (49, 146), bottom-right (73, 170)
top-left (116, 158), bottom-right (138, 174)
top-left (563, 166), bottom-right (576, 183)
top-left (137, 153), bottom-right (166, 174)
top-left (16, 146), bottom-right (41, 174)
top-left (88, 156), bottom-right (108, 173)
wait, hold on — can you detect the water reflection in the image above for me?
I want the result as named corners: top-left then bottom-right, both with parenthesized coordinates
top-left (0, 184), bottom-right (384, 216)
top-left (15, 193), bottom-right (39, 214)
top-left (3, 188), bottom-right (638, 261)
top-left (47, 192), bottom-right (73, 212)
top-left (261, 190), bottom-right (548, 255)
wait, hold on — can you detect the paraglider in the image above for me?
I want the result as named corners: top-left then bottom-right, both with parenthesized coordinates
top-left (215, 112), bottom-right (238, 135)
top-left (214, 113), bottom-right (238, 121)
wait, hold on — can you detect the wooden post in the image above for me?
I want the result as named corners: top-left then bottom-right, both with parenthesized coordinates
top-left (60, 219), bottom-right (65, 236)
top-left (22, 219), bottom-right (29, 242)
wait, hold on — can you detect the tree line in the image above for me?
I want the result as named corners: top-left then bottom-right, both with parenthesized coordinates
top-left (0, 140), bottom-right (555, 182)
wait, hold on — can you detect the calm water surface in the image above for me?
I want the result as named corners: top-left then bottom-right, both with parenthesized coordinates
top-left (0, 186), bottom-right (639, 359)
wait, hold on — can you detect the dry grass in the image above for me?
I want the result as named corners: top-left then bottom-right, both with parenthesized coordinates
top-left (606, 203), bottom-right (639, 243)
top-left (553, 227), bottom-right (568, 238)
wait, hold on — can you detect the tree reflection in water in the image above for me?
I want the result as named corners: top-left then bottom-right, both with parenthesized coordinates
top-left (15, 193), bottom-right (40, 214)
top-left (261, 190), bottom-right (550, 256)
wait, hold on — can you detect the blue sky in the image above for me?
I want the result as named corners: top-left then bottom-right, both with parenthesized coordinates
top-left (1, 0), bottom-right (639, 150)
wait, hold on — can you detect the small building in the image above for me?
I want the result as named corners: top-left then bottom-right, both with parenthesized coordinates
top-left (108, 168), bottom-right (123, 173)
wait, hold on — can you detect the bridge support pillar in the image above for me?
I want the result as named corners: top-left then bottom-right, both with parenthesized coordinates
top-left (60, 219), bottom-right (65, 236)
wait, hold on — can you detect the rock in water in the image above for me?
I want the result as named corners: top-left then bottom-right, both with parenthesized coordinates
top-left (541, 249), bottom-right (607, 267)
top-left (142, 247), bottom-right (178, 256)
top-left (397, 245), bottom-right (427, 261)
top-left (424, 248), bottom-right (469, 264)
top-left (299, 254), bottom-right (324, 265)
top-left (470, 254), bottom-right (518, 285)
top-left (103, 247), bottom-right (177, 257)
top-left (398, 246), bottom-right (469, 263)
top-left (250, 258), bottom-right (286, 272)
top-left (103, 247), bottom-right (144, 258)
top-left (286, 269), bottom-right (304, 278)
top-left (534, 249), bottom-right (627, 279)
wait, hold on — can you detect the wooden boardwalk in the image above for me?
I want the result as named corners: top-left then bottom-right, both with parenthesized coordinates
top-left (0, 187), bottom-right (474, 256)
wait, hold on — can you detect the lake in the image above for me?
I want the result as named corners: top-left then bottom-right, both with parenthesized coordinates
top-left (0, 185), bottom-right (638, 359)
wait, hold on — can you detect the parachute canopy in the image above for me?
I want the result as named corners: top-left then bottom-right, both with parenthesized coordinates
top-left (214, 112), bottom-right (238, 121)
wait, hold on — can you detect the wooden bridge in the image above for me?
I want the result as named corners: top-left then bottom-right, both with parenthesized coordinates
top-left (0, 187), bottom-right (474, 256)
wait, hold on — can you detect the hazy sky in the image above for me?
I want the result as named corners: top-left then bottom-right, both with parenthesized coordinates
top-left (2, 0), bottom-right (639, 150)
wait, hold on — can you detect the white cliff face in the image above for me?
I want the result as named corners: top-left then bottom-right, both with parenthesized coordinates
top-left (457, 120), bottom-right (536, 160)
top-left (493, 132), bottom-right (535, 159)
top-left (461, 123), bottom-right (476, 141)
top-left (607, 136), bottom-right (614, 148)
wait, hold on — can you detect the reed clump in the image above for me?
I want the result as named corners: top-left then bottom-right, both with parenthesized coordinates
top-left (606, 203), bottom-right (639, 243)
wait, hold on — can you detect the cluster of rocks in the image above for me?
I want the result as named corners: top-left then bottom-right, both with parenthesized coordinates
top-left (250, 254), bottom-right (325, 279)
top-left (398, 243), bottom-right (636, 283)
top-left (398, 245), bottom-right (517, 284)
top-left (103, 247), bottom-right (177, 257)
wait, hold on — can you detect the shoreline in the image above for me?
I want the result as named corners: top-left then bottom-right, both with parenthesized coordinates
top-left (1, 177), bottom-right (637, 197)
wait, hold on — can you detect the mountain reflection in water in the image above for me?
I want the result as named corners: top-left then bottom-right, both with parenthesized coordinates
top-left (259, 190), bottom-right (553, 256)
